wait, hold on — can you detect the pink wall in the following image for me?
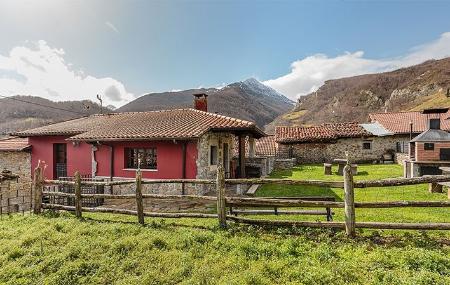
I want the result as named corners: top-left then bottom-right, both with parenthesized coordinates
top-left (29, 136), bottom-right (92, 179)
top-left (96, 140), bottom-right (197, 179)
top-left (30, 136), bottom-right (198, 180)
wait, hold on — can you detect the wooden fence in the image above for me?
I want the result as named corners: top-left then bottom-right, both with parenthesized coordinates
top-left (32, 165), bottom-right (450, 237)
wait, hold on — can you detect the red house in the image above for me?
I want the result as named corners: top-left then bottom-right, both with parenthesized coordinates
top-left (15, 95), bottom-right (265, 194)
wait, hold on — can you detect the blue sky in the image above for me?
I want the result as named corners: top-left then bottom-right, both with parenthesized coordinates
top-left (1, 0), bottom-right (450, 106)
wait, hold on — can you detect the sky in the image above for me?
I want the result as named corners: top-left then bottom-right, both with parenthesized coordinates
top-left (0, 0), bottom-right (450, 107)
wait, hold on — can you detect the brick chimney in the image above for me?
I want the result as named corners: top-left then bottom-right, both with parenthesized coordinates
top-left (193, 93), bottom-right (208, 112)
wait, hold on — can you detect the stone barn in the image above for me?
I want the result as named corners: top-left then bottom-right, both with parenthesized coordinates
top-left (275, 122), bottom-right (398, 164)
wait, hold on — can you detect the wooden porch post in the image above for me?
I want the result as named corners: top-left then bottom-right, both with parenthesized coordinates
top-left (238, 135), bottom-right (246, 178)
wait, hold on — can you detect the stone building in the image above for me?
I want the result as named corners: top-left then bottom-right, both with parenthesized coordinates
top-left (0, 137), bottom-right (32, 213)
top-left (275, 122), bottom-right (397, 163)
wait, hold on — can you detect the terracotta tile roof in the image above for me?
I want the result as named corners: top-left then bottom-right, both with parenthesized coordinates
top-left (275, 122), bottom-right (371, 143)
top-left (0, 137), bottom-right (30, 152)
top-left (15, 109), bottom-right (265, 141)
top-left (255, 136), bottom-right (277, 156)
top-left (233, 135), bottom-right (278, 157)
top-left (369, 111), bottom-right (450, 134)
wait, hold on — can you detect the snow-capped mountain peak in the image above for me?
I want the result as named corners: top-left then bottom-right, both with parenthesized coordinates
top-left (239, 78), bottom-right (293, 104)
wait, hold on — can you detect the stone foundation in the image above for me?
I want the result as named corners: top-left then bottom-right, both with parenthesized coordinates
top-left (111, 182), bottom-right (207, 196)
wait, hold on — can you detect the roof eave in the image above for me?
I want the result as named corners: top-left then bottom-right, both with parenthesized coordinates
top-left (67, 136), bottom-right (200, 142)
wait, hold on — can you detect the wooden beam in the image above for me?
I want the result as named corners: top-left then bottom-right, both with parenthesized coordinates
top-left (355, 175), bottom-right (450, 188)
top-left (74, 171), bottom-right (82, 218)
top-left (225, 178), bottom-right (344, 188)
top-left (33, 166), bottom-right (43, 214)
top-left (135, 170), bottom-right (144, 225)
top-left (226, 197), bottom-right (344, 208)
top-left (344, 164), bottom-right (356, 237)
top-left (355, 201), bottom-right (450, 208)
top-left (227, 216), bottom-right (345, 228)
top-left (41, 204), bottom-right (217, 218)
top-left (216, 165), bottom-right (227, 228)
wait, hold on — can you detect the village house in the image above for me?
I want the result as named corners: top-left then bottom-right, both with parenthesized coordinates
top-left (401, 109), bottom-right (450, 177)
top-left (368, 109), bottom-right (450, 164)
top-left (275, 122), bottom-right (397, 163)
top-left (14, 94), bottom-right (266, 195)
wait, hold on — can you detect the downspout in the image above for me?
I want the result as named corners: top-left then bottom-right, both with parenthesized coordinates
top-left (181, 141), bottom-right (187, 195)
top-left (91, 144), bottom-right (98, 177)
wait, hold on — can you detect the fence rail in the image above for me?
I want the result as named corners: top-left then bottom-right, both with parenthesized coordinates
top-left (32, 164), bottom-right (450, 237)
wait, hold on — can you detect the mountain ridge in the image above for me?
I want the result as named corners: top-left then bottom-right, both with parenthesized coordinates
top-left (270, 57), bottom-right (450, 129)
top-left (118, 78), bottom-right (294, 128)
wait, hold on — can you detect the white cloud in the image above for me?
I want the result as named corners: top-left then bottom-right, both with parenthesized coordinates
top-left (265, 32), bottom-right (450, 101)
top-left (105, 21), bottom-right (120, 34)
top-left (0, 40), bottom-right (134, 107)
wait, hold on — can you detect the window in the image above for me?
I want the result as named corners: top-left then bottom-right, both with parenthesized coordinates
top-left (424, 143), bottom-right (435, 151)
top-left (396, 141), bottom-right (409, 153)
top-left (362, 141), bottom-right (372, 150)
top-left (210, 145), bottom-right (218, 165)
top-left (125, 148), bottom-right (157, 169)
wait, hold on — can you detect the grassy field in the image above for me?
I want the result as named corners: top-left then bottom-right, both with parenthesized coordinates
top-left (0, 164), bottom-right (449, 284)
top-left (257, 164), bottom-right (450, 224)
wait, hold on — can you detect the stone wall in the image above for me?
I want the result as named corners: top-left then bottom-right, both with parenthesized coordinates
top-left (245, 156), bottom-right (275, 177)
top-left (278, 135), bottom-right (410, 164)
top-left (395, 152), bottom-right (410, 165)
top-left (274, 158), bottom-right (296, 170)
top-left (195, 132), bottom-right (235, 194)
top-left (111, 181), bottom-right (205, 196)
top-left (0, 151), bottom-right (32, 214)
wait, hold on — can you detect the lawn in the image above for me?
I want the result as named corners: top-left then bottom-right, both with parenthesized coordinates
top-left (0, 164), bottom-right (449, 284)
top-left (257, 164), bottom-right (450, 224)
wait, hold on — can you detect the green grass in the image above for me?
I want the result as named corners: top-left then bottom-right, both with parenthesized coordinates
top-left (258, 164), bottom-right (450, 224)
top-left (0, 164), bottom-right (449, 284)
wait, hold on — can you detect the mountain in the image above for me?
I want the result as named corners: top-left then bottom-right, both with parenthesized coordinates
top-left (273, 57), bottom-right (450, 128)
top-left (0, 96), bottom-right (110, 136)
top-left (118, 78), bottom-right (294, 128)
top-left (0, 79), bottom-right (293, 136)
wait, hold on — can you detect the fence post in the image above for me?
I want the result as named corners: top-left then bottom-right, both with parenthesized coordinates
top-left (74, 171), bottom-right (82, 218)
top-left (343, 164), bottom-right (356, 237)
top-left (33, 166), bottom-right (43, 214)
top-left (135, 170), bottom-right (144, 225)
top-left (216, 165), bottom-right (227, 228)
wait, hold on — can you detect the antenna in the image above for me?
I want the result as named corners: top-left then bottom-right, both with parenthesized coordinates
top-left (96, 94), bottom-right (103, 114)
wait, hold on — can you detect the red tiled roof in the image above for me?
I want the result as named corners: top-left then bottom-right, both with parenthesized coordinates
top-left (369, 111), bottom-right (450, 134)
top-left (0, 137), bottom-right (30, 151)
top-left (233, 135), bottom-right (278, 157)
top-left (255, 136), bottom-right (277, 156)
top-left (275, 122), bottom-right (371, 143)
top-left (15, 109), bottom-right (265, 141)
